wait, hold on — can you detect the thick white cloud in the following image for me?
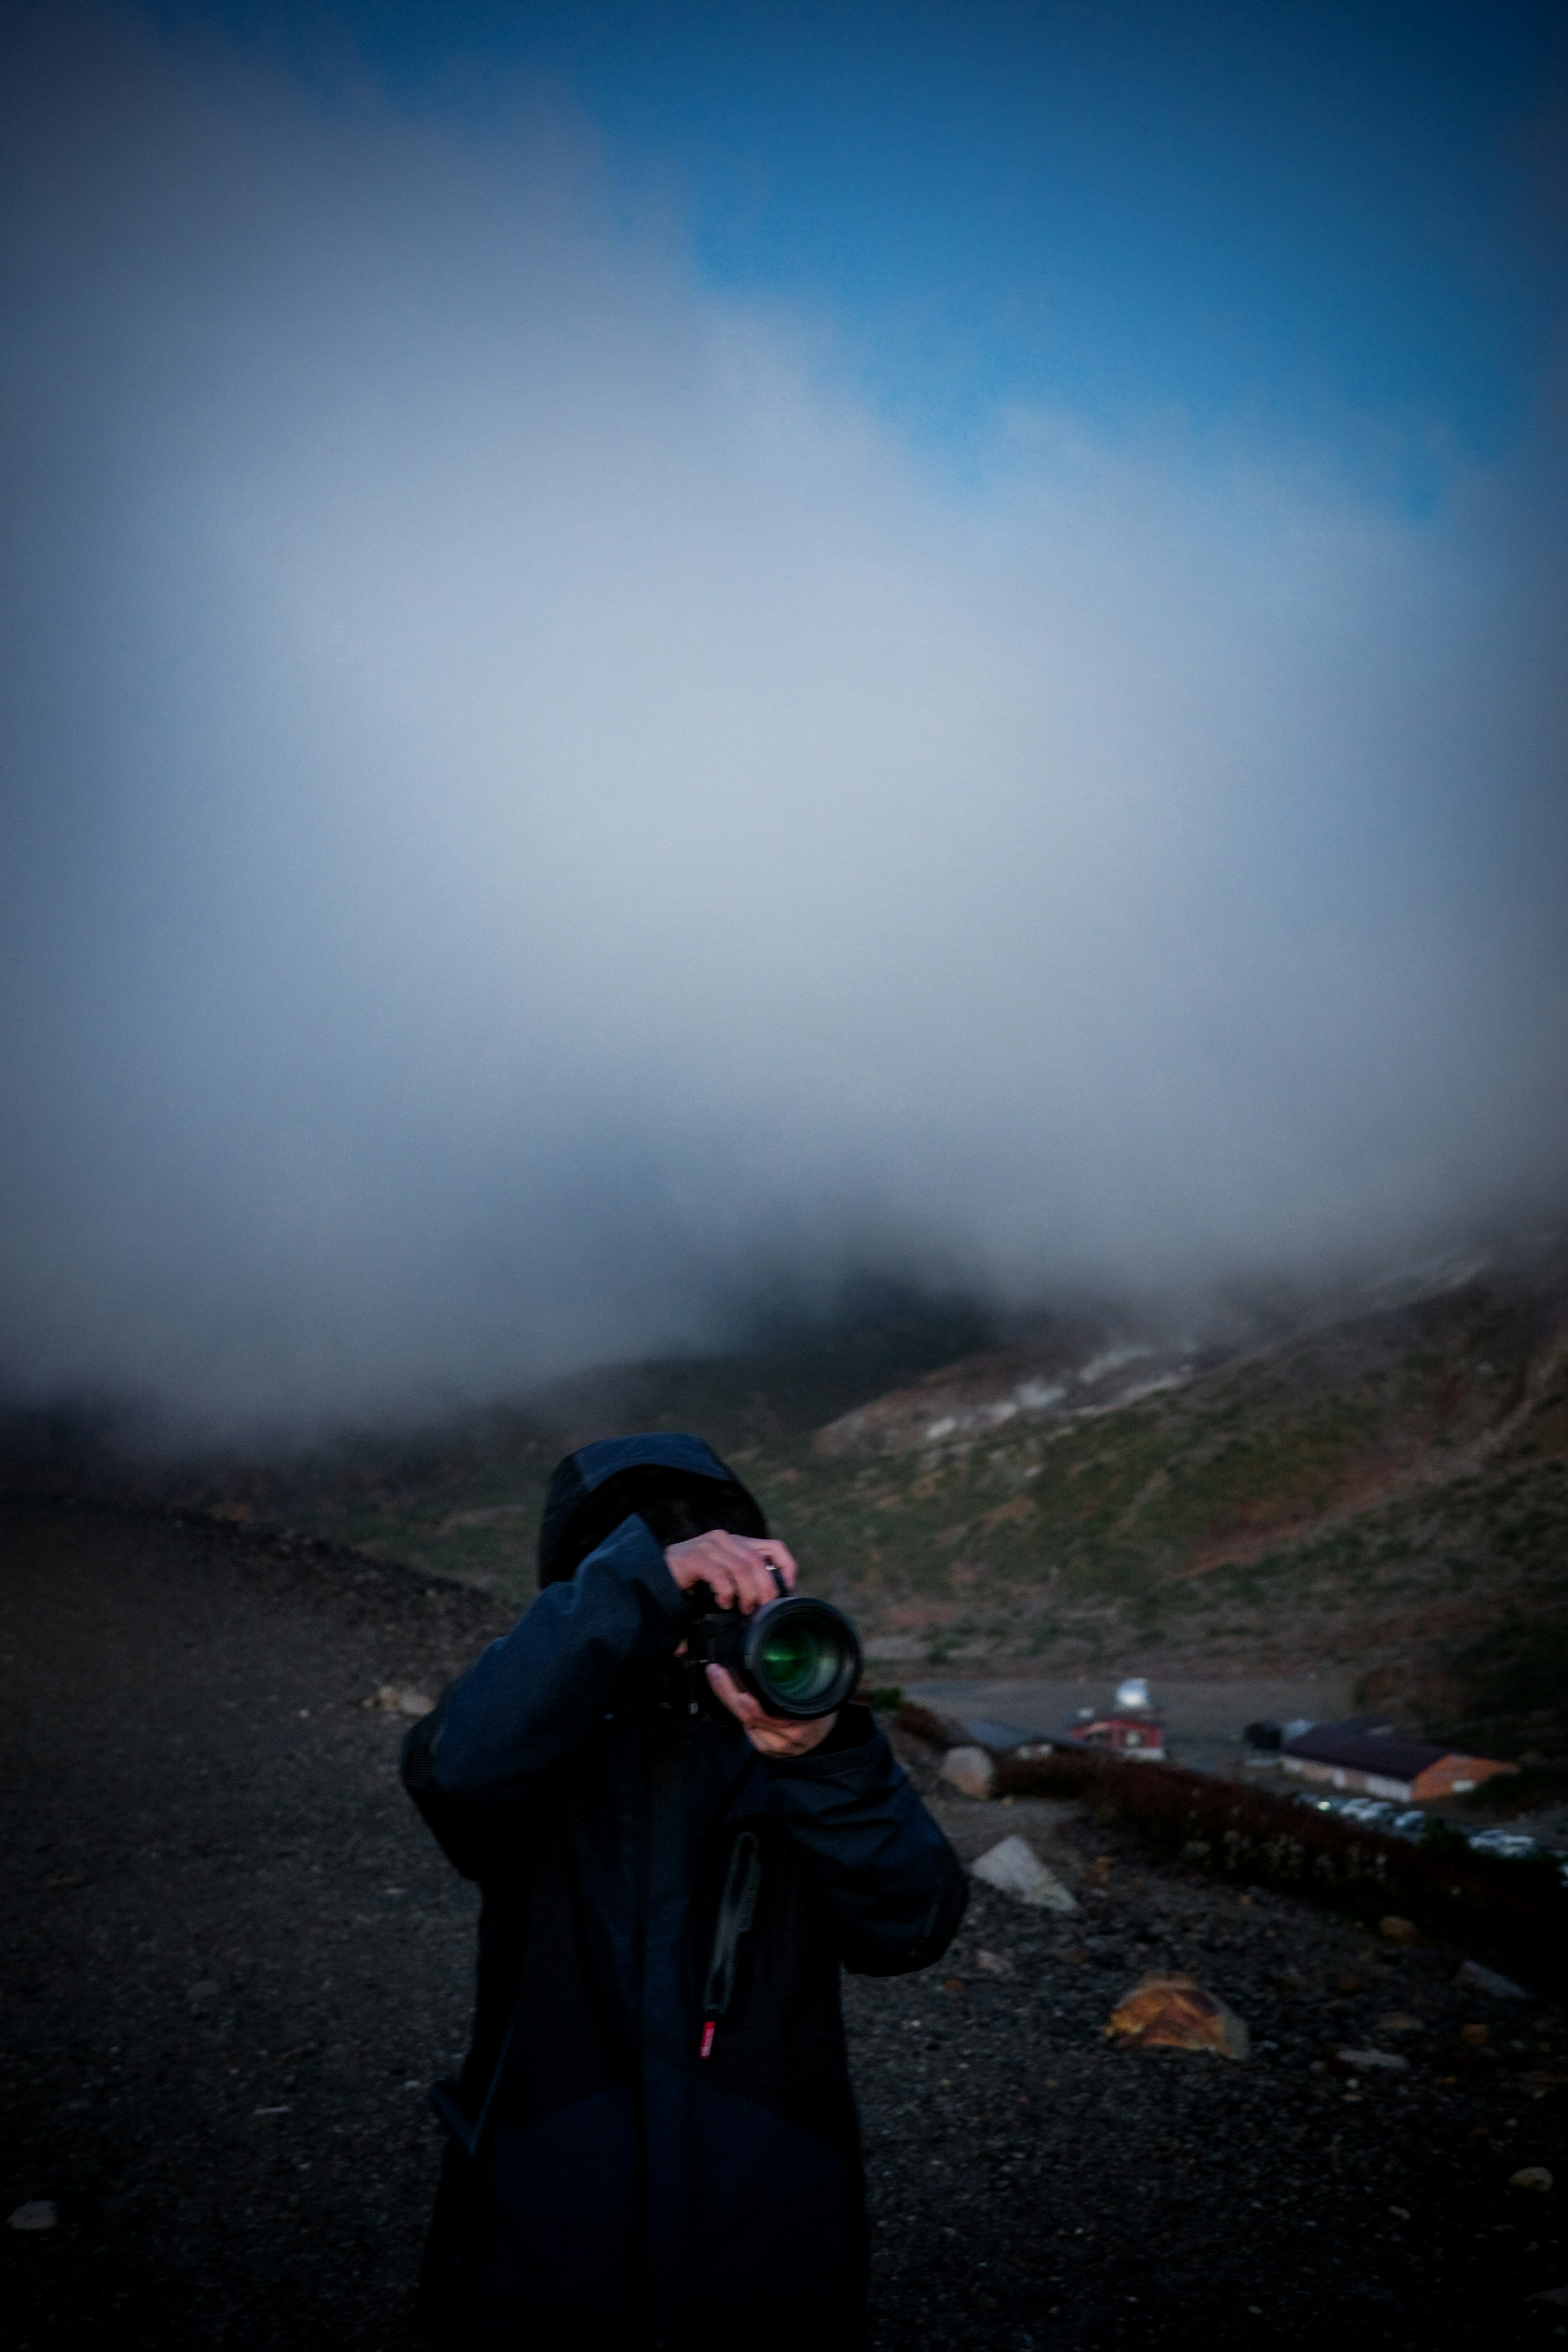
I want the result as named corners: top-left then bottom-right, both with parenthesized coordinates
top-left (2, 5), bottom-right (1564, 1430)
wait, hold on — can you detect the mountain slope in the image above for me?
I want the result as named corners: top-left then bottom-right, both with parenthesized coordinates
top-left (744, 1250), bottom-right (1568, 1749)
top-left (7, 1250), bottom-right (1566, 1750)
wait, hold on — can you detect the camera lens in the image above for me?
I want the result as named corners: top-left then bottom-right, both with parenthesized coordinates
top-left (743, 1597), bottom-right (862, 1718)
top-left (760, 1617), bottom-right (839, 1707)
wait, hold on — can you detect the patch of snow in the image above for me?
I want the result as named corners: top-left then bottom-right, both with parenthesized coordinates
top-left (1363, 1248), bottom-right (1492, 1307)
top-left (1075, 1343), bottom-right (1155, 1385)
top-left (1111, 1371), bottom-right (1191, 1406)
top-left (924, 1416), bottom-right (957, 1441)
top-left (1060, 1368), bottom-right (1193, 1421)
top-left (1013, 1380), bottom-right (1066, 1411)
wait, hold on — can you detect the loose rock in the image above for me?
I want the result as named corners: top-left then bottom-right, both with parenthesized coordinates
top-left (1455, 1959), bottom-right (1529, 2000)
top-left (1379, 1916), bottom-right (1418, 1942)
top-left (1510, 2166), bottom-right (1554, 2192)
top-left (1106, 1974), bottom-right (1250, 2062)
top-left (941, 1744), bottom-right (998, 1800)
top-left (1336, 2047), bottom-right (1410, 2074)
top-left (971, 1835), bottom-right (1078, 1913)
top-left (8, 2201), bottom-right (59, 2231)
top-left (365, 1684), bottom-right (435, 1717)
top-left (974, 1949), bottom-right (1015, 1977)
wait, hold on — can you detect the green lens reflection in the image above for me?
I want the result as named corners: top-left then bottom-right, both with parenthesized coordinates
top-left (758, 1617), bottom-right (840, 1704)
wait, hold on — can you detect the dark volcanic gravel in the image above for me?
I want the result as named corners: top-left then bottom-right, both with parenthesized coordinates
top-left (4, 1499), bottom-right (1568, 2351)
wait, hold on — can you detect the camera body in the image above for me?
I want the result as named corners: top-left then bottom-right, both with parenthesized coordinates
top-left (685, 1591), bottom-right (863, 1720)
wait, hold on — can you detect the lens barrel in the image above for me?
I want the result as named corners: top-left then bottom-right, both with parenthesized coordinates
top-left (700, 1594), bottom-right (862, 1719)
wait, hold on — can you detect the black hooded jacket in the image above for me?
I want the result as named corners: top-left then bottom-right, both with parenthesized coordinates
top-left (401, 1434), bottom-right (966, 2351)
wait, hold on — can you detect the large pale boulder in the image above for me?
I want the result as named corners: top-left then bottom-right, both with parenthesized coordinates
top-left (940, 1745), bottom-right (997, 1799)
top-left (970, 1834), bottom-right (1078, 1913)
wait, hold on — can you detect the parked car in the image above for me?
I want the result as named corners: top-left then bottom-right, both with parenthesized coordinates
top-left (1465, 1828), bottom-right (1539, 1861)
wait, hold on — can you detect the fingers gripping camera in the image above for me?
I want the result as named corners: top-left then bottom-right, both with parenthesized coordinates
top-left (661, 1528), bottom-right (862, 1720)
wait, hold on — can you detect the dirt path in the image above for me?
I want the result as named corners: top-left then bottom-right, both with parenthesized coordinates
top-left (5, 1501), bottom-right (1568, 2350)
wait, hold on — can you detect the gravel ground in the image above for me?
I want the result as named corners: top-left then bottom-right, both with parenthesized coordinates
top-left (5, 1499), bottom-right (1568, 2351)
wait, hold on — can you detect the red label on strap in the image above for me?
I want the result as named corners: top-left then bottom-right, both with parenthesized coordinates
top-left (699, 2020), bottom-right (716, 2059)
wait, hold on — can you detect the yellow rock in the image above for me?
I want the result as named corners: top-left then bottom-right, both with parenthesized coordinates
top-left (1105, 1972), bottom-right (1250, 2061)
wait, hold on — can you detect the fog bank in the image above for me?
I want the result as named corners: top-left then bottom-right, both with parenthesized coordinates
top-left (2, 6), bottom-right (1565, 1434)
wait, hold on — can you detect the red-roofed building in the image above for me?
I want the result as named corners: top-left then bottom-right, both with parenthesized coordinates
top-left (1065, 1711), bottom-right (1165, 1762)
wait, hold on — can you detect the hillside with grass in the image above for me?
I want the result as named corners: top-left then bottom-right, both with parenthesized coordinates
top-left (768, 1247), bottom-right (1568, 1753)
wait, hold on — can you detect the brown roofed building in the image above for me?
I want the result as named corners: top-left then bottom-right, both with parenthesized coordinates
top-left (1281, 1720), bottom-right (1517, 1802)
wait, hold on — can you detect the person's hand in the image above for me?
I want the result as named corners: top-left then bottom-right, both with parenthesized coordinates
top-left (705, 1664), bottom-right (837, 1758)
top-left (662, 1530), bottom-right (797, 1616)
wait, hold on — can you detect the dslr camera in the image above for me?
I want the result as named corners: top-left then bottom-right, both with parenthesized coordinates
top-left (684, 1581), bottom-right (862, 1719)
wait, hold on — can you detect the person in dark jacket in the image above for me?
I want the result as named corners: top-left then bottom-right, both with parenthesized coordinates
top-left (401, 1431), bottom-right (967, 2352)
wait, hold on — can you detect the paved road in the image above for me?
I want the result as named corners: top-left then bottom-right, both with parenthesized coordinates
top-left (906, 1672), bottom-right (1356, 1776)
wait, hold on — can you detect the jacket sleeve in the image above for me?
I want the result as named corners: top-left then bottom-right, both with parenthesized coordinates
top-left (400, 1513), bottom-right (688, 1877)
top-left (762, 1705), bottom-right (968, 1975)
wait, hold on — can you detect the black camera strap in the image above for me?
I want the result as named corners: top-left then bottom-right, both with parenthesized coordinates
top-left (427, 2009), bottom-right (519, 2162)
top-left (699, 1827), bottom-right (763, 2058)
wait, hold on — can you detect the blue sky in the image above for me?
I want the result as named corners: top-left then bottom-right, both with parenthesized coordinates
top-left (160, 0), bottom-right (1568, 501)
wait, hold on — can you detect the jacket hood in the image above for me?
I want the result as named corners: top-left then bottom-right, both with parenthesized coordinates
top-left (537, 1432), bottom-right (768, 1588)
